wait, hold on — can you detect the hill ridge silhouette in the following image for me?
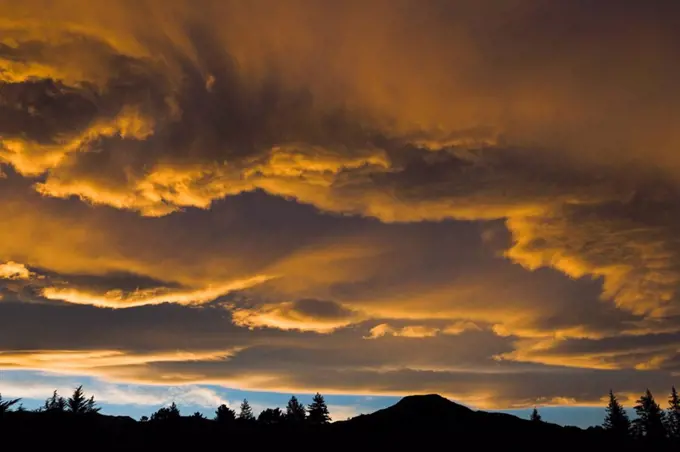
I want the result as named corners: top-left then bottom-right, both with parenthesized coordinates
top-left (336, 393), bottom-right (552, 429)
top-left (0, 391), bottom-right (667, 450)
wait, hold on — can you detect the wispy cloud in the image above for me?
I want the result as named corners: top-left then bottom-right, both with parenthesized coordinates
top-left (0, 374), bottom-right (229, 408)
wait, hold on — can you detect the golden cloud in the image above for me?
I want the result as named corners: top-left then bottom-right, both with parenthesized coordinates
top-left (1, 0), bottom-right (680, 410)
top-left (0, 1), bottom-right (677, 324)
top-left (0, 349), bottom-right (239, 376)
top-left (41, 274), bottom-right (273, 309)
top-left (2, 107), bottom-right (155, 176)
top-left (231, 299), bottom-right (364, 333)
top-left (365, 321), bottom-right (481, 339)
top-left (0, 261), bottom-right (33, 280)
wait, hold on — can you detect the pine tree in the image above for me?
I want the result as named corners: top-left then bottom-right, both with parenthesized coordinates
top-left (634, 389), bottom-right (666, 440)
top-left (67, 385), bottom-right (86, 413)
top-left (238, 399), bottom-right (255, 421)
top-left (603, 390), bottom-right (630, 437)
top-left (44, 390), bottom-right (66, 412)
top-left (285, 395), bottom-right (306, 423)
top-left (307, 393), bottom-right (331, 425)
top-left (67, 386), bottom-right (99, 414)
top-left (667, 386), bottom-right (680, 438)
top-left (215, 404), bottom-right (236, 423)
top-left (258, 407), bottom-right (283, 425)
top-left (0, 393), bottom-right (20, 413)
top-left (150, 402), bottom-right (180, 421)
top-left (168, 402), bottom-right (180, 417)
top-left (85, 395), bottom-right (100, 414)
top-left (530, 407), bottom-right (542, 422)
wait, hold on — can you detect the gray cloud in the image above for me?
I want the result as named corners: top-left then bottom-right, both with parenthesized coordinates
top-left (2, 0), bottom-right (680, 409)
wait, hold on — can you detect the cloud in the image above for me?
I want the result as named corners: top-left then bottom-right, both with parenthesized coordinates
top-left (0, 373), bottom-right (229, 408)
top-left (327, 404), bottom-right (362, 421)
top-left (366, 324), bottom-right (440, 339)
top-left (0, 349), bottom-right (239, 375)
top-left (0, 258), bottom-right (272, 309)
top-left (1, 0), bottom-right (680, 412)
top-left (231, 298), bottom-right (364, 333)
top-left (41, 274), bottom-right (273, 308)
top-left (0, 2), bottom-right (678, 322)
top-left (0, 298), bottom-right (678, 409)
top-left (0, 261), bottom-right (33, 280)
top-left (365, 321), bottom-right (480, 339)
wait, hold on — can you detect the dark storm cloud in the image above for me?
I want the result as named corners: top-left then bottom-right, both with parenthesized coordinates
top-left (0, 300), bottom-right (283, 351)
top-left (2, 0), bottom-right (680, 408)
top-left (0, 298), bottom-right (672, 407)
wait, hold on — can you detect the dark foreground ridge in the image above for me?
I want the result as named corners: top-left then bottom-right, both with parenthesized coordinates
top-left (0, 394), bottom-right (675, 450)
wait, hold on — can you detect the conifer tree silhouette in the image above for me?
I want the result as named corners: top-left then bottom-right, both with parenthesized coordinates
top-left (258, 407), bottom-right (284, 425)
top-left (667, 386), bottom-right (680, 439)
top-left (603, 390), bottom-right (630, 437)
top-left (215, 404), bottom-right (236, 423)
top-left (634, 389), bottom-right (666, 440)
top-left (0, 393), bottom-right (20, 413)
top-left (151, 402), bottom-right (180, 421)
top-left (44, 390), bottom-right (66, 412)
top-left (285, 395), bottom-right (306, 423)
top-left (530, 407), bottom-right (542, 422)
top-left (67, 386), bottom-right (100, 414)
top-left (238, 399), bottom-right (255, 421)
top-left (307, 393), bottom-right (331, 425)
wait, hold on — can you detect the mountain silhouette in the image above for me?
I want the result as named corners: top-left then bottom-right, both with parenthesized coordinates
top-left (330, 394), bottom-right (608, 448)
top-left (340, 394), bottom-right (474, 427)
top-left (0, 393), bottom-right (647, 450)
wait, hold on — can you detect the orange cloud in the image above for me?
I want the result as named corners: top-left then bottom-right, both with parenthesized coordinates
top-left (2, 107), bottom-right (156, 176)
top-left (0, 349), bottom-right (239, 376)
top-left (365, 321), bottom-right (481, 339)
top-left (1, 0), bottom-right (680, 411)
top-left (0, 261), bottom-right (33, 280)
top-left (231, 299), bottom-right (364, 333)
top-left (42, 275), bottom-right (273, 308)
top-left (0, 1), bottom-right (677, 328)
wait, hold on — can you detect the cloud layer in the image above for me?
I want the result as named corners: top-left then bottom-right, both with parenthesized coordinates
top-left (1, 0), bottom-right (680, 410)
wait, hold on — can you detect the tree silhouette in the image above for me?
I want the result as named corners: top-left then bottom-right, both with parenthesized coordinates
top-left (634, 389), bottom-right (666, 440)
top-left (0, 393), bottom-right (20, 413)
top-left (285, 395), bottom-right (306, 423)
top-left (238, 399), bottom-right (255, 421)
top-left (307, 393), bottom-right (331, 425)
top-left (258, 407), bottom-right (284, 425)
top-left (44, 390), bottom-right (66, 412)
top-left (67, 386), bottom-right (100, 414)
top-left (151, 402), bottom-right (180, 421)
top-left (603, 390), bottom-right (630, 437)
top-left (667, 386), bottom-right (680, 439)
top-left (215, 404), bottom-right (236, 423)
top-left (5, 383), bottom-right (680, 447)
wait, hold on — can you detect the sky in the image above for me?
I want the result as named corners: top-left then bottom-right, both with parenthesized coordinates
top-left (0, 0), bottom-right (679, 428)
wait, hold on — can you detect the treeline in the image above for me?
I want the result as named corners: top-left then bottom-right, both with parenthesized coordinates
top-left (599, 387), bottom-right (680, 440)
top-left (528, 386), bottom-right (680, 440)
top-left (145, 393), bottom-right (331, 425)
top-left (2, 384), bottom-right (680, 446)
top-left (0, 385), bottom-right (332, 426)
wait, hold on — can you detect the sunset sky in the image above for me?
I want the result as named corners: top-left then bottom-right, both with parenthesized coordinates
top-left (1, 0), bottom-right (679, 427)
